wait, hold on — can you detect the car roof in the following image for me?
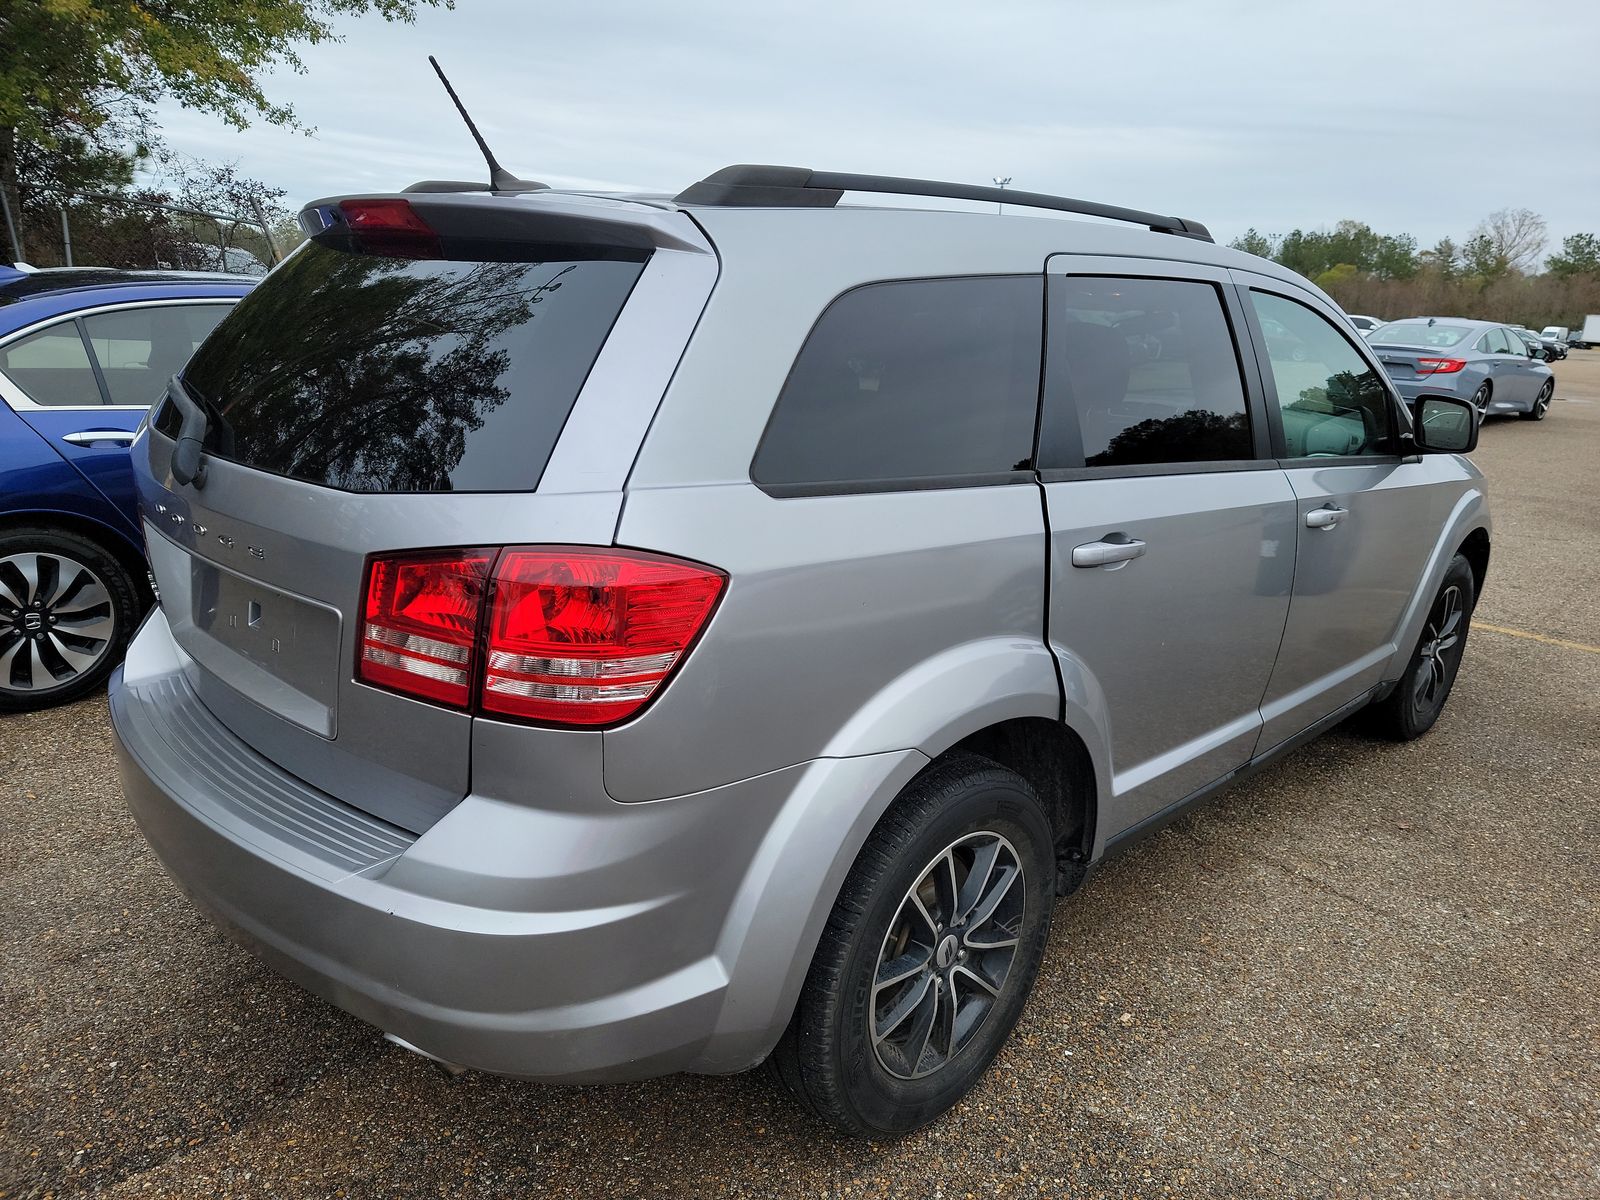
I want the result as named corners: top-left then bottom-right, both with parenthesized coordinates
top-left (1380, 316), bottom-right (1502, 331)
top-left (328, 179), bottom-right (1336, 306)
top-left (0, 268), bottom-right (255, 331)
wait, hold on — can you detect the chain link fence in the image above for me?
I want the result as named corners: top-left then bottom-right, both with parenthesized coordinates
top-left (1, 190), bottom-right (281, 275)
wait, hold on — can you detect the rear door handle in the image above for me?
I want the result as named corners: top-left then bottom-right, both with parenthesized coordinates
top-left (1304, 505), bottom-right (1346, 529)
top-left (1071, 537), bottom-right (1147, 568)
top-left (63, 430), bottom-right (135, 446)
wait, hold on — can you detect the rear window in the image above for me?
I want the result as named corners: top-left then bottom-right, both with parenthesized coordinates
top-left (1369, 322), bottom-right (1471, 348)
top-left (167, 242), bottom-right (645, 492)
top-left (751, 276), bottom-right (1042, 490)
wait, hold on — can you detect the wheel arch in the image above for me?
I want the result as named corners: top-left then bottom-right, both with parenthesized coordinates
top-left (1457, 526), bottom-right (1490, 599)
top-left (943, 716), bottom-right (1098, 894)
top-left (0, 508), bottom-right (152, 606)
top-left (1382, 488), bottom-right (1491, 685)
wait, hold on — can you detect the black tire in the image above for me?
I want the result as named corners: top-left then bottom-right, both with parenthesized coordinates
top-left (1364, 554), bottom-right (1475, 741)
top-left (1519, 379), bottom-right (1553, 421)
top-left (1470, 382), bottom-right (1491, 420)
top-left (769, 754), bottom-right (1055, 1137)
top-left (0, 526), bottom-right (142, 713)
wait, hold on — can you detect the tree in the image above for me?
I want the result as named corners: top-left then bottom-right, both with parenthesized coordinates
top-left (1313, 262), bottom-right (1360, 296)
top-left (1373, 232), bottom-right (1418, 280)
top-left (1, 0), bottom-right (451, 259)
top-left (1470, 208), bottom-right (1547, 275)
top-left (1462, 232), bottom-right (1508, 281)
top-left (1420, 237), bottom-right (1459, 279)
top-left (1229, 228), bottom-right (1275, 259)
top-left (1547, 232), bottom-right (1600, 278)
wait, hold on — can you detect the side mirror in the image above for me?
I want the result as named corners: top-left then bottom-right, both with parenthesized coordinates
top-left (1531, 345), bottom-right (1549, 360)
top-left (1412, 394), bottom-right (1478, 454)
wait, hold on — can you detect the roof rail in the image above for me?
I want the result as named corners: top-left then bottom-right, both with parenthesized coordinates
top-left (674, 165), bottom-right (1212, 242)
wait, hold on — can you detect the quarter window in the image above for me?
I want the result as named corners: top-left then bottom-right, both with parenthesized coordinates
top-left (1040, 276), bottom-right (1252, 469)
top-left (752, 276), bottom-right (1042, 488)
top-left (83, 305), bottom-right (231, 405)
top-left (0, 322), bottom-right (102, 407)
top-left (1249, 291), bottom-right (1393, 459)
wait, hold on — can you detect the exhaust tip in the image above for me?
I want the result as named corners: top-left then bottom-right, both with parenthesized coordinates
top-left (383, 1032), bottom-right (469, 1078)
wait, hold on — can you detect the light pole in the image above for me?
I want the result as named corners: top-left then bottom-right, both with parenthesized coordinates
top-left (993, 177), bottom-right (1011, 215)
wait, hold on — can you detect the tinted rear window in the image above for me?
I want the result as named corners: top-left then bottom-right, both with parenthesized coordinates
top-left (1370, 322), bottom-right (1471, 348)
top-left (752, 276), bottom-right (1042, 489)
top-left (168, 242), bottom-right (645, 492)
top-left (1040, 276), bottom-right (1252, 469)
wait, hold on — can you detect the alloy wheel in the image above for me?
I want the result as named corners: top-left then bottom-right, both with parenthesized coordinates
top-left (1534, 381), bottom-right (1552, 418)
top-left (871, 831), bottom-right (1026, 1080)
top-left (0, 552), bottom-right (117, 695)
top-left (1472, 384), bottom-right (1490, 420)
top-left (1413, 583), bottom-right (1463, 714)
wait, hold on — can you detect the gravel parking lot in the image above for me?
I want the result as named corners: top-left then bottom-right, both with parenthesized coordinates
top-left (3, 356), bottom-right (1597, 1200)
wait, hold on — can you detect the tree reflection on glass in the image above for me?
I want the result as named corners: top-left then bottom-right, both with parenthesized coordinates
top-left (1086, 409), bottom-right (1251, 467)
top-left (184, 244), bottom-right (639, 492)
top-left (1285, 368), bottom-right (1388, 452)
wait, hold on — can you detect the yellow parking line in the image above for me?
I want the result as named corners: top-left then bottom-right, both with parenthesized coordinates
top-left (1471, 621), bottom-right (1600, 655)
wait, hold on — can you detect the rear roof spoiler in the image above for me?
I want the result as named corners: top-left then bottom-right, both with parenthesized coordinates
top-left (675, 165), bottom-right (1213, 242)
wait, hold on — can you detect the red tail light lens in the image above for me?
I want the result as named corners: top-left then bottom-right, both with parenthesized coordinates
top-left (359, 550), bottom-right (494, 707)
top-left (1416, 358), bottom-right (1466, 375)
top-left (482, 548), bottom-right (726, 726)
top-left (336, 199), bottom-right (442, 258)
top-left (356, 546), bottom-right (725, 727)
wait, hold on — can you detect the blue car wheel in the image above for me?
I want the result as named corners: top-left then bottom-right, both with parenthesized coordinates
top-left (0, 527), bottom-right (141, 711)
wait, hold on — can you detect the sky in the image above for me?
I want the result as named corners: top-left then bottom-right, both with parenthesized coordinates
top-left (151, 0), bottom-right (1600, 256)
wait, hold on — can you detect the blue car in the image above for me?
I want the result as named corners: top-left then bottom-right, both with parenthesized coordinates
top-left (0, 265), bottom-right (253, 710)
top-left (1368, 317), bottom-right (1556, 423)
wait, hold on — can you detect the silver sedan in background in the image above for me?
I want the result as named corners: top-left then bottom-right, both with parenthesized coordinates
top-left (1369, 317), bottom-right (1555, 422)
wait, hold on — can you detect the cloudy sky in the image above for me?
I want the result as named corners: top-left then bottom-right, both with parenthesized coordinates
top-left (153, 0), bottom-right (1598, 255)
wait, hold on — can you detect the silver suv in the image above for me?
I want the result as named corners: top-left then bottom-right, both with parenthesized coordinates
top-left (111, 167), bottom-right (1489, 1137)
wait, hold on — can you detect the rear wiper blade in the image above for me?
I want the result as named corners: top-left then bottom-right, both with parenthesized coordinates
top-left (166, 375), bottom-right (209, 489)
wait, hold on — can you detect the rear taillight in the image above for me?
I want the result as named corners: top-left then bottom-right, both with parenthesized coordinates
top-left (1416, 358), bottom-right (1466, 375)
top-left (357, 546), bottom-right (725, 727)
top-left (359, 549), bottom-right (494, 707)
top-left (482, 549), bottom-right (725, 726)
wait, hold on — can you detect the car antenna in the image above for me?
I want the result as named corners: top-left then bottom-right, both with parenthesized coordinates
top-left (428, 55), bottom-right (548, 193)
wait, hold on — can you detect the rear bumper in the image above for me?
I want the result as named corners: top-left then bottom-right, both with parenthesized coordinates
top-left (110, 611), bottom-right (921, 1082)
top-left (1390, 375), bottom-right (1469, 406)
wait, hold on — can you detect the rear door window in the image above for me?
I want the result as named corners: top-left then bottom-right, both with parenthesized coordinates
top-left (82, 304), bottom-right (232, 405)
top-left (169, 243), bottom-right (646, 493)
top-left (0, 322), bottom-right (101, 407)
top-left (751, 276), bottom-right (1042, 490)
top-left (1039, 275), bottom-right (1253, 469)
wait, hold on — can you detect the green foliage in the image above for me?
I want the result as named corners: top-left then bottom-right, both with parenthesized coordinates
top-left (1271, 220), bottom-right (1418, 282)
top-left (1242, 210), bottom-right (1595, 329)
top-left (1313, 262), bottom-right (1360, 292)
top-left (1, 0), bottom-right (450, 259)
top-left (1229, 228), bottom-right (1275, 259)
top-left (2, 0), bottom-right (451, 142)
top-left (1420, 238), bottom-right (1459, 280)
top-left (1462, 232), bottom-right (1509, 281)
top-left (1547, 232), bottom-right (1600, 278)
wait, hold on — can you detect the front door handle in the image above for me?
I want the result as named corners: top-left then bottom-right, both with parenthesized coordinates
top-left (63, 430), bottom-right (135, 446)
top-left (1304, 505), bottom-right (1346, 529)
top-left (1071, 537), bottom-right (1147, 568)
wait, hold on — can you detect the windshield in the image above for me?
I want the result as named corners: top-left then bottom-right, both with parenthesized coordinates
top-left (1370, 322), bottom-right (1472, 349)
top-left (166, 242), bottom-right (646, 493)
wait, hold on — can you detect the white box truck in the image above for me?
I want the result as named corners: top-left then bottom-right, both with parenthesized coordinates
top-left (1575, 316), bottom-right (1600, 349)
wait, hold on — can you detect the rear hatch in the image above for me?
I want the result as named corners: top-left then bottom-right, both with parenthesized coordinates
top-left (137, 192), bottom-right (716, 831)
